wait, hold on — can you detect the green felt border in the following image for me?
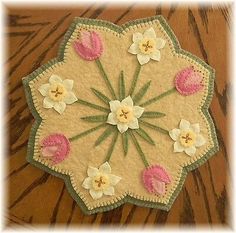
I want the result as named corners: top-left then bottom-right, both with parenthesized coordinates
top-left (22, 15), bottom-right (219, 215)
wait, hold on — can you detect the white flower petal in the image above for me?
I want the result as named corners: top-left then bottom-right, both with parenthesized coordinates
top-left (117, 123), bottom-right (128, 133)
top-left (128, 43), bottom-right (139, 54)
top-left (169, 128), bottom-right (181, 141)
top-left (133, 106), bottom-right (144, 118)
top-left (132, 32), bottom-right (143, 42)
top-left (43, 97), bottom-right (55, 108)
top-left (179, 119), bottom-right (191, 130)
top-left (109, 100), bottom-right (121, 112)
top-left (137, 54), bottom-right (150, 65)
top-left (185, 146), bottom-right (197, 156)
top-left (99, 162), bottom-right (111, 174)
top-left (109, 174), bottom-right (122, 185)
top-left (82, 177), bottom-right (92, 189)
top-left (63, 79), bottom-right (74, 90)
top-left (128, 118), bottom-right (139, 129)
top-left (49, 74), bottom-right (62, 84)
top-left (89, 189), bottom-right (103, 200)
top-left (143, 27), bottom-right (156, 39)
top-left (191, 124), bottom-right (200, 134)
top-left (87, 166), bottom-right (99, 177)
top-left (150, 50), bottom-right (161, 61)
top-left (53, 101), bottom-right (66, 114)
top-left (38, 83), bottom-right (50, 96)
top-left (174, 141), bottom-right (185, 152)
top-left (121, 96), bottom-right (133, 107)
top-left (103, 186), bottom-right (115, 196)
top-left (195, 134), bottom-right (206, 147)
top-left (156, 38), bottom-right (166, 49)
top-left (63, 91), bottom-right (78, 104)
top-left (107, 113), bottom-right (118, 125)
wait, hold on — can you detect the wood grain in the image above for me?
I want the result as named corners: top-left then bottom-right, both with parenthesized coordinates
top-left (6, 3), bottom-right (230, 227)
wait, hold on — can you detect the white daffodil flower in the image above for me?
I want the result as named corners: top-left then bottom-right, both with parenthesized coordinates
top-left (107, 96), bottom-right (144, 133)
top-left (128, 27), bottom-right (166, 65)
top-left (38, 75), bottom-right (78, 114)
top-left (169, 119), bottom-right (206, 156)
top-left (82, 162), bottom-right (121, 200)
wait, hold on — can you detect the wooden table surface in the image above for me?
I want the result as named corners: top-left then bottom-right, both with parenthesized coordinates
top-left (6, 3), bottom-right (230, 228)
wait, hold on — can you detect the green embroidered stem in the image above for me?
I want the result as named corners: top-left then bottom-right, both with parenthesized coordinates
top-left (91, 88), bottom-right (110, 105)
top-left (122, 131), bottom-right (128, 156)
top-left (69, 123), bottom-right (106, 142)
top-left (129, 130), bottom-right (149, 168)
top-left (133, 80), bottom-right (151, 104)
top-left (76, 98), bottom-right (109, 113)
top-left (81, 115), bottom-right (108, 123)
top-left (95, 59), bottom-right (117, 100)
top-left (139, 120), bottom-right (169, 135)
top-left (135, 128), bottom-right (155, 145)
top-left (119, 71), bottom-right (126, 100)
top-left (141, 111), bottom-right (166, 119)
top-left (104, 130), bottom-right (118, 162)
top-left (95, 126), bottom-right (115, 146)
top-left (129, 63), bottom-right (141, 97)
top-left (140, 87), bottom-right (176, 107)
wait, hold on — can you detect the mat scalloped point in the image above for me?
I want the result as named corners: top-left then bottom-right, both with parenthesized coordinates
top-left (22, 16), bottom-right (219, 214)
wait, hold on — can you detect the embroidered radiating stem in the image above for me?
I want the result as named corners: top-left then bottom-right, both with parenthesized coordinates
top-left (133, 80), bottom-right (151, 104)
top-left (69, 123), bottom-right (106, 142)
top-left (95, 59), bottom-right (117, 100)
top-left (140, 87), bottom-right (176, 107)
top-left (139, 119), bottom-right (169, 135)
top-left (122, 131), bottom-right (128, 156)
top-left (104, 130), bottom-right (118, 162)
top-left (81, 115), bottom-right (107, 123)
top-left (128, 64), bottom-right (141, 96)
top-left (129, 130), bottom-right (149, 168)
top-left (76, 98), bottom-right (109, 112)
top-left (119, 71), bottom-right (125, 100)
top-left (91, 88), bottom-right (110, 105)
top-left (141, 111), bottom-right (166, 119)
top-left (135, 128), bottom-right (155, 145)
top-left (95, 126), bottom-right (115, 146)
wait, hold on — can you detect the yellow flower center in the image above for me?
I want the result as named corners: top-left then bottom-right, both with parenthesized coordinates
top-left (116, 106), bottom-right (134, 123)
top-left (92, 174), bottom-right (110, 191)
top-left (48, 83), bottom-right (67, 101)
top-left (139, 38), bottom-right (156, 54)
top-left (179, 130), bottom-right (196, 147)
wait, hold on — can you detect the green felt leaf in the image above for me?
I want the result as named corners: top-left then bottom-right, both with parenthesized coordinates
top-left (129, 130), bottom-right (149, 168)
top-left (135, 128), bottom-right (155, 145)
top-left (139, 119), bottom-right (169, 135)
top-left (81, 115), bottom-right (107, 123)
top-left (133, 80), bottom-right (151, 104)
top-left (122, 131), bottom-right (128, 156)
top-left (129, 64), bottom-right (141, 96)
top-left (119, 71), bottom-right (125, 100)
top-left (141, 111), bottom-right (166, 119)
top-left (104, 130), bottom-right (119, 162)
top-left (91, 88), bottom-right (110, 105)
top-left (94, 126), bottom-right (115, 146)
top-left (77, 98), bottom-right (109, 113)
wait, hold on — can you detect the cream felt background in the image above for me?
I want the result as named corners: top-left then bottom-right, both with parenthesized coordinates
top-left (28, 19), bottom-right (214, 210)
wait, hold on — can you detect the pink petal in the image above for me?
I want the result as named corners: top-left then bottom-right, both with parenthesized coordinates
top-left (152, 180), bottom-right (166, 195)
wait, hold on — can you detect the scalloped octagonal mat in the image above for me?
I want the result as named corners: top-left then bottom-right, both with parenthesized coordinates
top-left (22, 16), bottom-right (219, 214)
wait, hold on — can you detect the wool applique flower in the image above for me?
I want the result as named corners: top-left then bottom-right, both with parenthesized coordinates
top-left (128, 27), bottom-right (166, 65)
top-left (23, 16), bottom-right (218, 214)
top-left (38, 74), bottom-right (78, 114)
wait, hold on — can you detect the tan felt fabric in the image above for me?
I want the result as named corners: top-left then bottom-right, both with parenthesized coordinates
top-left (28, 19), bottom-right (214, 210)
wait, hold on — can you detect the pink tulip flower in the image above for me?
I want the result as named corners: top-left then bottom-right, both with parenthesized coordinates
top-left (41, 134), bottom-right (70, 164)
top-left (142, 165), bottom-right (171, 195)
top-left (175, 66), bottom-right (204, 95)
top-left (73, 30), bottom-right (103, 61)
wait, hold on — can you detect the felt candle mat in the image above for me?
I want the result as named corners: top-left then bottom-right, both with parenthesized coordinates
top-left (22, 16), bottom-right (219, 214)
